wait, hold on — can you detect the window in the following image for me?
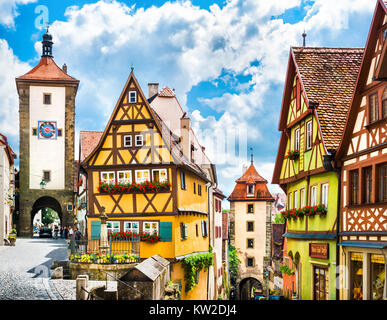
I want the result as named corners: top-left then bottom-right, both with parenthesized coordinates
top-left (107, 221), bottom-right (120, 233)
top-left (247, 184), bottom-right (254, 197)
top-left (43, 170), bottom-right (51, 181)
top-left (129, 91), bottom-right (137, 103)
top-left (57, 129), bottom-right (62, 137)
top-left (117, 171), bottom-right (132, 184)
top-left (101, 171), bottom-right (115, 184)
top-left (143, 221), bottom-right (158, 234)
top-left (321, 184), bottom-right (329, 207)
top-left (313, 266), bottom-right (329, 300)
top-left (193, 182), bottom-right (196, 194)
top-left (247, 239), bottom-right (254, 248)
top-left (123, 135), bottom-right (132, 147)
top-left (369, 93), bottom-right (379, 124)
top-left (124, 221), bottom-right (139, 233)
top-left (180, 223), bottom-right (188, 240)
top-left (247, 221), bottom-right (254, 232)
top-left (350, 252), bottom-right (363, 300)
top-left (306, 120), bottom-right (312, 150)
top-left (288, 192), bottom-right (293, 209)
top-left (295, 128), bottom-right (300, 151)
top-left (363, 166), bottom-right (373, 204)
top-left (32, 128), bottom-right (37, 136)
top-left (350, 170), bottom-right (359, 205)
top-left (247, 204), bottom-right (254, 214)
top-left (198, 184), bottom-right (202, 196)
top-left (180, 171), bottom-right (186, 190)
top-left (300, 188), bottom-right (305, 208)
top-left (377, 163), bottom-right (387, 202)
top-left (152, 169), bottom-right (167, 183)
top-left (294, 190), bottom-right (298, 209)
top-left (382, 88), bottom-right (387, 119)
top-left (247, 258), bottom-right (254, 267)
top-left (43, 93), bottom-right (51, 105)
top-left (370, 254), bottom-right (385, 300)
top-left (310, 186), bottom-right (317, 206)
top-left (201, 220), bottom-right (208, 237)
top-left (135, 170), bottom-right (150, 183)
top-left (196, 224), bottom-right (199, 237)
top-left (135, 135), bottom-right (144, 147)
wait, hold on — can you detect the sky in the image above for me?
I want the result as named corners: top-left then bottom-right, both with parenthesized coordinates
top-left (0, 0), bottom-right (376, 204)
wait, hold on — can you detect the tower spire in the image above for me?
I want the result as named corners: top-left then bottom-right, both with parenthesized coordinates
top-left (42, 23), bottom-right (53, 58)
top-left (250, 147), bottom-right (254, 165)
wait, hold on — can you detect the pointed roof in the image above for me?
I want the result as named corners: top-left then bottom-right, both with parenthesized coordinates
top-left (228, 163), bottom-right (273, 202)
top-left (16, 57), bottom-right (79, 85)
top-left (158, 86), bottom-right (175, 97)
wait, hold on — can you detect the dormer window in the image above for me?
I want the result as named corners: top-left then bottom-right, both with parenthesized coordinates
top-left (247, 184), bottom-right (254, 197)
top-left (129, 91), bottom-right (137, 103)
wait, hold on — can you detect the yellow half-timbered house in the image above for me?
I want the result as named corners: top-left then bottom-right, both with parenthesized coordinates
top-left (81, 71), bottom-right (212, 299)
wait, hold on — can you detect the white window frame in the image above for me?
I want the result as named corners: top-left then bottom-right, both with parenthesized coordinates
top-left (135, 134), bottom-right (144, 147)
top-left (107, 221), bottom-right (120, 234)
top-left (306, 121), bottom-right (312, 150)
top-left (123, 135), bottom-right (132, 147)
top-left (143, 221), bottom-right (158, 234)
top-left (117, 171), bottom-right (132, 184)
top-left (294, 190), bottom-right (298, 209)
top-left (135, 170), bottom-right (150, 183)
top-left (295, 128), bottom-right (300, 151)
top-left (124, 221), bottom-right (139, 233)
top-left (101, 171), bottom-right (115, 184)
top-left (310, 185), bottom-right (318, 206)
top-left (152, 169), bottom-right (168, 183)
top-left (300, 188), bottom-right (305, 208)
top-left (129, 91), bottom-right (137, 103)
top-left (288, 192), bottom-right (293, 210)
top-left (247, 184), bottom-right (255, 197)
top-left (321, 183), bottom-right (329, 207)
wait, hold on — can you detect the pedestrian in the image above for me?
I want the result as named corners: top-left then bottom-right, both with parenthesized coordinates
top-left (69, 226), bottom-right (74, 238)
top-left (64, 227), bottom-right (69, 239)
top-left (54, 225), bottom-right (59, 239)
top-left (60, 227), bottom-right (64, 239)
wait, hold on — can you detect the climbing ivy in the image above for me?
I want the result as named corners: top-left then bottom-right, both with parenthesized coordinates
top-left (182, 250), bottom-right (213, 292)
top-left (228, 244), bottom-right (241, 285)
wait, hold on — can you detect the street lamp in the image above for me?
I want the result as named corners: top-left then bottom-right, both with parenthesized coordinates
top-left (40, 179), bottom-right (46, 189)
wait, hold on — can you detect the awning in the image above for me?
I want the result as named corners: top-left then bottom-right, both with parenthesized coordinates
top-left (283, 232), bottom-right (336, 240)
top-left (338, 241), bottom-right (387, 249)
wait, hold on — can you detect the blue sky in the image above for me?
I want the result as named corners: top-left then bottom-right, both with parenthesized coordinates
top-left (0, 0), bottom-right (375, 202)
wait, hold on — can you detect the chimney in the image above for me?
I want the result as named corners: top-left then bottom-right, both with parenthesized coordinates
top-left (148, 83), bottom-right (159, 99)
top-left (180, 117), bottom-right (191, 161)
top-left (62, 63), bottom-right (67, 74)
top-left (302, 30), bottom-right (306, 47)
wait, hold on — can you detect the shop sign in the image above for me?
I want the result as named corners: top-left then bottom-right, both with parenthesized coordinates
top-left (309, 243), bottom-right (329, 259)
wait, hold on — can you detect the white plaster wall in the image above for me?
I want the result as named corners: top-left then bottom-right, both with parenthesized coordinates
top-left (0, 146), bottom-right (10, 243)
top-left (29, 86), bottom-right (65, 190)
top-left (214, 196), bottom-right (223, 291)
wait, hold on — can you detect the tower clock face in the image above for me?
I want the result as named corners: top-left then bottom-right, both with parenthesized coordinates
top-left (38, 121), bottom-right (57, 139)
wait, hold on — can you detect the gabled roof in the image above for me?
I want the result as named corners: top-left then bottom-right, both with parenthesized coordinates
top-left (292, 47), bottom-right (363, 150)
top-left (16, 57), bottom-right (79, 85)
top-left (158, 86), bottom-right (175, 97)
top-left (337, 0), bottom-right (387, 159)
top-left (79, 131), bottom-right (103, 162)
top-left (236, 164), bottom-right (267, 184)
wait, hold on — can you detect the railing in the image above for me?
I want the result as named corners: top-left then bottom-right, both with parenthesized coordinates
top-left (69, 236), bottom-right (140, 264)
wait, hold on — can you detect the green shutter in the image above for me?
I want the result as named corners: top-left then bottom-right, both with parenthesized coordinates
top-left (90, 220), bottom-right (101, 240)
top-left (159, 221), bottom-right (172, 242)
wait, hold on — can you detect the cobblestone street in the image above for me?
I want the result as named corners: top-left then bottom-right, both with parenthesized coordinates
top-left (0, 237), bottom-right (73, 300)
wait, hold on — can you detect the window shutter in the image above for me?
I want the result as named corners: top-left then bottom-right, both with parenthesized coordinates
top-left (90, 220), bottom-right (101, 240)
top-left (159, 222), bottom-right (172, 242)
top-left (184, 224), bottom-right (188, 239)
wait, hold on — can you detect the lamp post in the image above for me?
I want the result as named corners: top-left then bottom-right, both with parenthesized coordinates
top-left (40, 179), bottom-right (46, 189)
top-left (99, 206), bottom-right (109, 255)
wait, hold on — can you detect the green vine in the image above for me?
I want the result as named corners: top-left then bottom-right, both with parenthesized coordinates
top-left (279, 265), bottom-right (295, 275)
top-left (228, 244), bottom-right (241, 285)
top-left (182, 251), bottom-right (213, 292)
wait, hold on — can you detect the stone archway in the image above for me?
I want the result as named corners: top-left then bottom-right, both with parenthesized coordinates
top-left (31, 196), bottom-right (63, 228)
top-left (238, 277), bottom-right (263, 300)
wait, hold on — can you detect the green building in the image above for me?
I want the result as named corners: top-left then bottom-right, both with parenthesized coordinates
top-left (272, 46), bottom-right (363, 300)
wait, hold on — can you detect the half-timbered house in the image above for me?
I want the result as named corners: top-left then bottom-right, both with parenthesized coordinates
top-left (81, 70), bottom-right (214, 299)
top-left (272, 46), bottom-right (363, 300)
top-left (336, 0), bottom-right (387, 301)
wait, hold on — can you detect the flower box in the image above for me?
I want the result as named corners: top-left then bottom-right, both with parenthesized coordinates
top-left (285, 150), bottom-right (300, 160)
top-left (98, 181), bottom-right (172, 194)
top-left (280, 204), bottom-right (327, 220)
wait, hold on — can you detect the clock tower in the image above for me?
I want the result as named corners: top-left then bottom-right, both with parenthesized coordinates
top-left (15, 29), bottom-right (79, 236)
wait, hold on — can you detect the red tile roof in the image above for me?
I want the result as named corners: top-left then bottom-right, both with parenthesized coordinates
top-left (16, 57), bottom-right (79, 84)
top-left (292, 47), bottom-right (363, 150)
top-left (80, 131), bottom-right (103, 162)
top-left (228, 164), bottom-right (274, 201)
top-left (158, 86), bottom-right (175, 97)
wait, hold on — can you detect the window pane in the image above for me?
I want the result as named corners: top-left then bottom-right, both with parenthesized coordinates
top-left (350, 170), bottom-right (359, 205)
top-left (369, 94), bottom-right (379, 123)
top-left (371, 254), bottom-right (385, 300)
top-left (363, 167), bottom-right (372, 204)
top-left (350, 252), bottom-right (363, 300)
top-left (379, 164), bottom-right (387, 202)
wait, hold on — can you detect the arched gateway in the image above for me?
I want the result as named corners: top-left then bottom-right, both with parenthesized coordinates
top-left (238, 277), bottom-right (263, 300)
top-left (15, 29), bottom-right (79, 237)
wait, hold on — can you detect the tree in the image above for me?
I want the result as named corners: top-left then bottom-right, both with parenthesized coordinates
top-left (41, 208), bottom-right (58, 226)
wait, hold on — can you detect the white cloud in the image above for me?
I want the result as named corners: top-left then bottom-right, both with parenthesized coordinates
top-left (0, 0), bottom-right (37, 28)
top-left (0, 39), bottom-right (31, 149)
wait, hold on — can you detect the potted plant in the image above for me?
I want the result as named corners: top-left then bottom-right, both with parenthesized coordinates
top-left (8, 229), bottom-right (17, 246)
top-left (285, 150), bottom-right (300, 160)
